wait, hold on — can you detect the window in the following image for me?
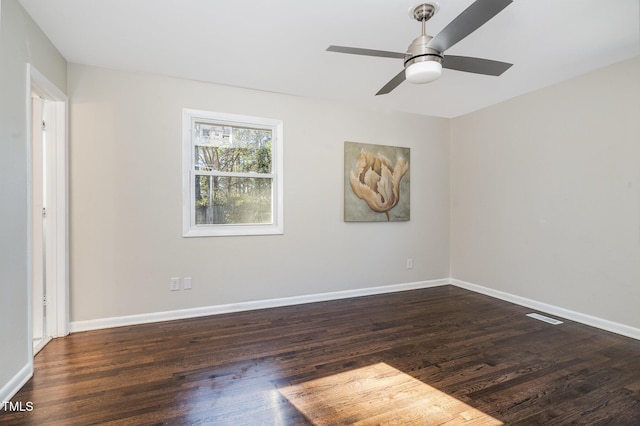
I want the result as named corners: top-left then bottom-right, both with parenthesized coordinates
top-left (182, 109), bottom-right (283, 237)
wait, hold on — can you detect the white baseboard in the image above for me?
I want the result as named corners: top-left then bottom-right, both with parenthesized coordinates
top-left (69, 277), bottom-right (640, 341)
top-left (451, 279), bottom-right (640, 340)
top-left (0, 362), bottom-right (33, 404)
top-left (70, 279), bottom-right (450, 333)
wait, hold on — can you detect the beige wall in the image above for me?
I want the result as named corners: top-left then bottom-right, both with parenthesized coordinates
top-left (68, 64), bottom-right (451, 322)
top-left (451, 56), bottom-right (640, 328)
top-left (0, 0), bottom-right (66, 397)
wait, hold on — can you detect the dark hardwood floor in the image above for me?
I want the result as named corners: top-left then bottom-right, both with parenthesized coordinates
top-left (2, 285), bottom-right (639, 425)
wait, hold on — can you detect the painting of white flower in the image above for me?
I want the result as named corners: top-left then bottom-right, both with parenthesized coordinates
top-left (344, 142), bottom-right (410, 222)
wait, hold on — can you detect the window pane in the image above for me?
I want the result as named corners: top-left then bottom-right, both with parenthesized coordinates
top-left (195, 175), bottom-right (273, 225)
top-left (194, 124), bottom-right (272, 173)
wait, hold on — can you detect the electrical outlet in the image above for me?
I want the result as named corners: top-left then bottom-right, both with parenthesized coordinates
top-left (170, 277), bottom-right (180, 291)
top-left (406, 259), bottom-right (413, 269)
top-left (183, 277), bottom-right (192, 290)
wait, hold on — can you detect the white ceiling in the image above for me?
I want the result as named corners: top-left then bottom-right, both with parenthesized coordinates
top-left (19, 0), bottom-right (640, 118)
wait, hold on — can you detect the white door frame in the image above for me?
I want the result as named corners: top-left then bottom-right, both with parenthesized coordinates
top-left (31, 93), bottom-right (47, 352)
top-left (26, 64), bottom-right (69, 357)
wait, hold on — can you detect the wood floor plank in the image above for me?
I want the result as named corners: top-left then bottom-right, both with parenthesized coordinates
top-left (1, 285), bottom-right (639, 425)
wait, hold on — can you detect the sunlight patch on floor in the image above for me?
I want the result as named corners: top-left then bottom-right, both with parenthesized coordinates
top-left (279, 362), bottom-right (502, 425)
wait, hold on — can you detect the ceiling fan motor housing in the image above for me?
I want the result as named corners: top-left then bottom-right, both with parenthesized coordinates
top-left (404, 34), bottom-right (443, 69)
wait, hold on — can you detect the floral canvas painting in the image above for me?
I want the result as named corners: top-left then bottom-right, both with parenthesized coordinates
top-left (344, 142), bottom-right (410, 222)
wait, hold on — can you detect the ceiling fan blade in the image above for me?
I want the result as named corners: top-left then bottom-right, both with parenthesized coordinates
top-left (327, 45), bottom-right (405, 59)
top-left (376, 69), bottom-right (406, 96)
top-left (427, 0), bottom-right (512, 53)
top-left (443, 55), bottom-right (512, 76)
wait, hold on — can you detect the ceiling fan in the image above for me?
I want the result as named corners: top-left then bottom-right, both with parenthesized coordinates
top-left (327, 0), bottom-right (513, 95)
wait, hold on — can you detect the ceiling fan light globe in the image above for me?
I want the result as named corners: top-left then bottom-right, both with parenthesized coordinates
top-left (405, 60), bottom-right (442, 84)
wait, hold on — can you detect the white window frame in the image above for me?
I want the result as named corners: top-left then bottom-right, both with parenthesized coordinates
top-left (182, 109), bottom-right (283, 237)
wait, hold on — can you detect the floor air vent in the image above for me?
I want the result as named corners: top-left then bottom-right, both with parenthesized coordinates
top-left (526, 313), bottom-right (563, 325)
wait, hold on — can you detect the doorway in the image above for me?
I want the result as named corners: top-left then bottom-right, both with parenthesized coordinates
top-left (28, 64), bottom-right (69, 357)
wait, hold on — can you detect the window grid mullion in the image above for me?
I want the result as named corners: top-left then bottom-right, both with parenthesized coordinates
top-left (192, 170), bottom-right (275, 179)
